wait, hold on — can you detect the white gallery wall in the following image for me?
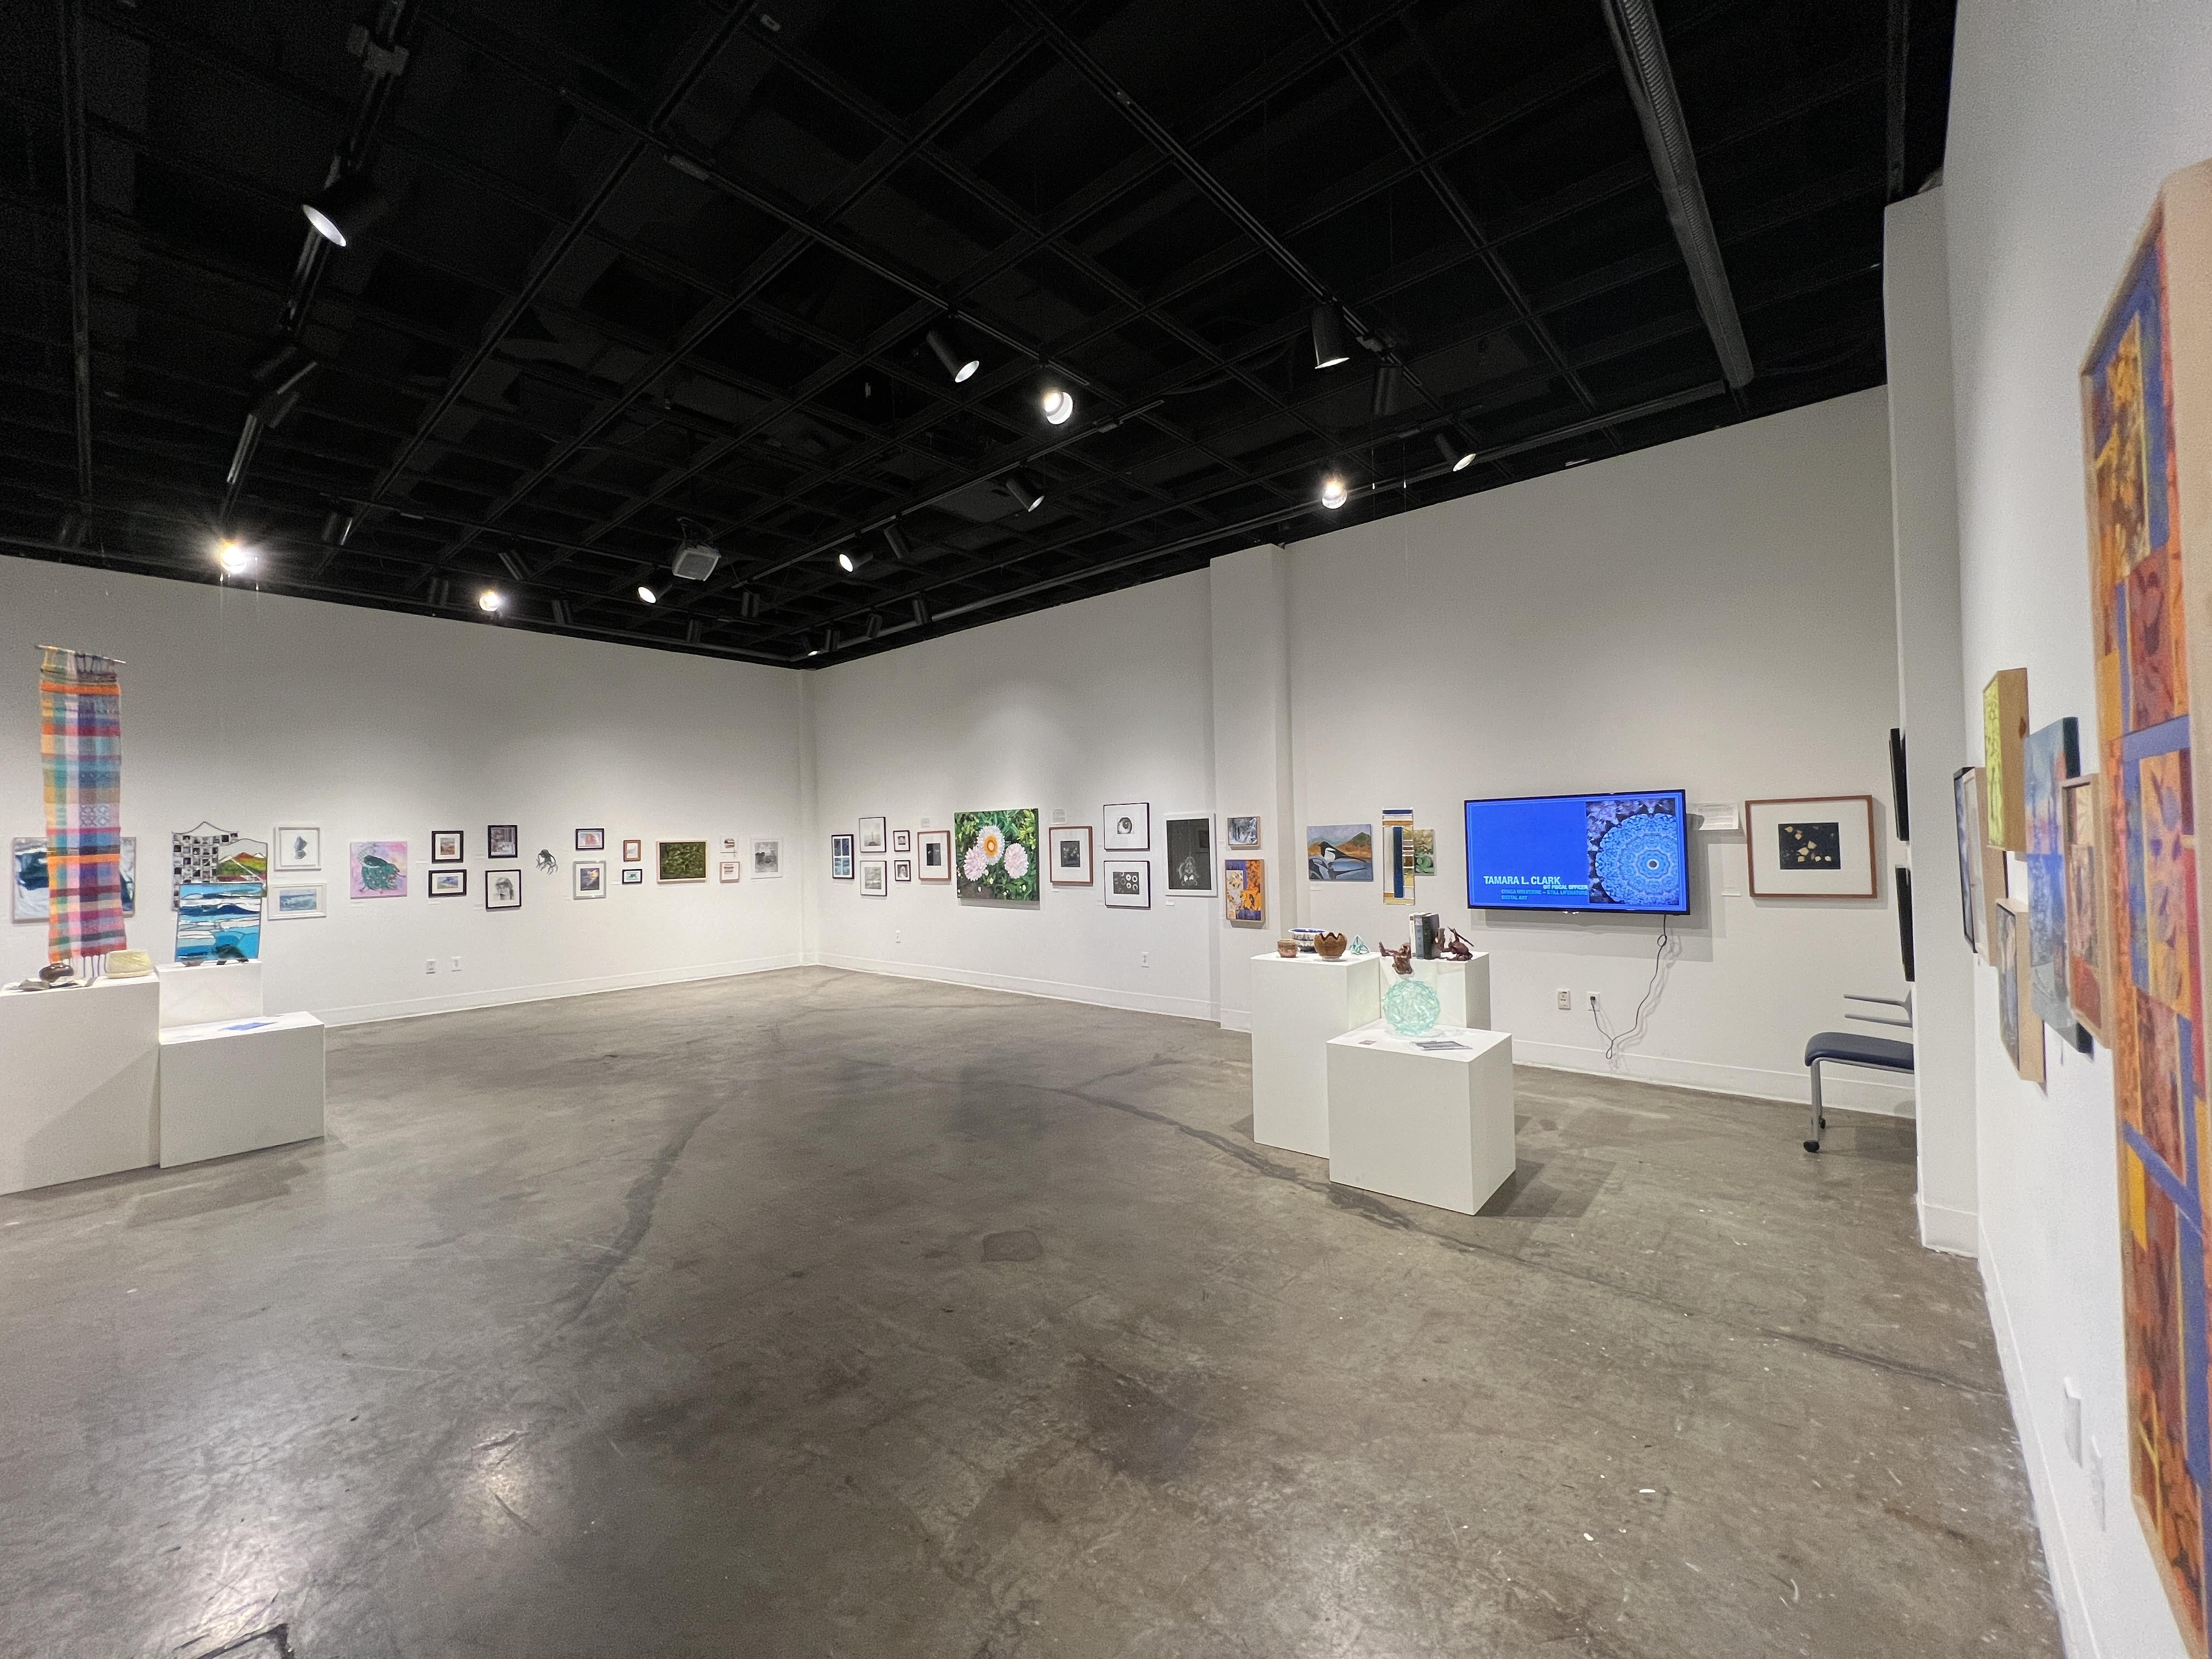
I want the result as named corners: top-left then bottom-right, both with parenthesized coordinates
top-left (0, 558), bottom-right (809, 1023)
top-left (1942, 4), bottom-right (2212, 1654)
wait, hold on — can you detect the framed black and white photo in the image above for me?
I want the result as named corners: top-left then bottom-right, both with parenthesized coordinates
top-left (860, 858), bottom-right (888, 896)
top-left (621, 866), bottom-right (643, 885)
top-left (858, 816), bottom-right (887, 854)
top-left (1743, 795), bottom-right (1877, 898)
top-left (1163, 814), bottom-right (1215, 895)
top-left (1103, 802), bottom-right (1149, 851)
top-left (893, 828), bottom-right (912, 854)
top-left (428, 868), bottom-right (467, 898)
top-left (1225, 815), bottom-right (1261, 849)
top-left (831, 833), bottom-right (855, 879)
top-left (431, 830), bottom-right (464, 864)
top-left (484, 868), bottom-right (522, 910)
top-left (575, 827), bottom-right (605, 851)
top-left (573, 859), bottom-right (606, 899)
top-left (487, 824), bottom-right (519, 860)
top-left (1049, 823), bottom-right (1093, 884)
top-left (1104, 859), bottom-right (1150, 909)
top-left (273, 825), bottom-right (321, 871)
top-left (917, 829), bottom-right (951, 881)
top-left (753, 838), bottom-right (782, 878)
top-left (893, 858), bottom-right (912, 883)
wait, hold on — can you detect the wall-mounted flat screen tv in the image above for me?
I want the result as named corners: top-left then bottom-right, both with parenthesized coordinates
top-left (1463, 789), bottom-right (1691, 914)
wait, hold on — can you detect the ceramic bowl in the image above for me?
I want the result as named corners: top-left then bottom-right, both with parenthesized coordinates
top-left (1314, 931), bottom-right (1347, 960)
top-left (1276, 939), bottom-right (1299, 957)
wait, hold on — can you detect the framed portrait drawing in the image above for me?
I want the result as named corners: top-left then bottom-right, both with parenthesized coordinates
top-left (1049, 823), bottom-right (1093, 884)
top-left (893, 828), bottom-right (912, 854)
top-left (858, 816), bottom-right (888, 854)
top-left (483, 868), bottom-right (522, 910)
top-left (752, 838), bottom-right (782, 878)
top-left (1225, 815), bottom-right (1261, 850)
top-left (621, 866), bottom-right (642, 885)
top-left (573, 860), bottom-right (605, 899)
top-left (657, 840), bottom-right (708, 883)
top-left (1743, 797), bottom-right (1876, 898)
top-left (1163, 814), bottom-right (1214, 895)
top-left (916, 829), bottom-right (951, 882)
top-left (428, 868), bottom-right (468, 899)
top-left (431, 830), bottom-right (464, 864)
top-left (1104, 860), bottom-right (1150, 909)
top-left (575, 827), bottom-right (605, 852)
top-left (622, 838), bottom-right (642, 864)
top-left (831, 834), bottom-right (855, 879)
top-left (1103, 802), bottom-right (1149, 851)
top-left (273, 825), bottom-right (321, 871)
top-left (487, 824), bottom-right (519, 860)
top-left (860, 858), bottom-right (888, 896)
top-left (893, 858), bottom-right (912, 883)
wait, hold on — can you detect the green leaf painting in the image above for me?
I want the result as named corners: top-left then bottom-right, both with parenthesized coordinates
top-left (658, 839), bottom-right (708, 882)
top-left (955, 808), bottom-right (1040, 904)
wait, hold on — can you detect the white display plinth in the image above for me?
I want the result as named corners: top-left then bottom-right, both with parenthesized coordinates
top-left (156, 961), bottom-right (264, 1030)
top-left (0, 976), bottom-right (160, 1194)
top-left (1250, 950), bottom-right (1381, 1157)
top-left (159, 1011), bottom-right (326, 1169)
top-left (1326, 1021), bottom-right (1516, 1215)
top-left (1414, 953), bottom-right (1492, 1029)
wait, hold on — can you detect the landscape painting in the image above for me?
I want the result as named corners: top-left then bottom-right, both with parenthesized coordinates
top-left (11, 837), bottom-right (45, 922)
top-left (174, 881), bottom-right (263, 962)
top-left (1307, 823), bottom-right (1373, 881)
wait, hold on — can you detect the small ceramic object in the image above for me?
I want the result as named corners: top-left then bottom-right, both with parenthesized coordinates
top-left (1440, 928), bottom-right (1476, 962)
top-left (1276, 939), bottom-right (1299, 958)
top-left (1290, 927), bottom-right (1322, 952)
top-left (1314, 932), bottom-right (1347, 960)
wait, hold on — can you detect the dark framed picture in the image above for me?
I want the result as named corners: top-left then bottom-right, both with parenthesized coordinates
top-left (1049, 823), bottom-right (1093, 884)
top-left (1163, 813), bottom-right (1214, 895)
top-left (428, 867), bottom-right (467, 898)
top-left (573, 859), bottom-right (606, 899)
top-left (622, 838), bottom-right (642, 864)
top-left (893, 828), bottom-right (912, 854)
top-left (484, 868), bottom-right (522, 910)
top-left (657, 839), bottom-right (708, 883)
top-left (916, 830), bottom-right (950, 881)
top-left (1104, 859), bottom-right (1150, 909)
top-left (487, 824), bottom-right (518, 860)
top-left (575, 827), bottom-right (605, 851)
top-left (1226, 815), bottom-right (1261, 850)
top-left (859, 816), bottom-right (888, 854)
top-left (431, 830), bottom-right (464, 864)
top-left (831, 833), bottom-right (855, 879)
top-left (893, 858), bottom-right (912, 882)
top-left (621, 866), bottom-right (643, 885)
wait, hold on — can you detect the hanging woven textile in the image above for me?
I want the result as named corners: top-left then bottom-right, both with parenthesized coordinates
top-left (40, 646), bottom-right (127, 962)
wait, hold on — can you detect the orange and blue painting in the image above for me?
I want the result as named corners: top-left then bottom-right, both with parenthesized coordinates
top-left (2085, 190), bottom-right (2209, 1652)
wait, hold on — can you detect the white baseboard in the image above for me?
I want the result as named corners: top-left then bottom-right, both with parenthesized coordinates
top-left (312, 952), bottom-right (808, 1028)
top-left (1508, 1036), bottom-right (1917, 1116)
top-left (813, 952), bottom-right (1218, 1024)
top-left (1217, 1008), bottom-right (1251, 1034)
top-left (1919, 1198), bottom-right (1978, 1257)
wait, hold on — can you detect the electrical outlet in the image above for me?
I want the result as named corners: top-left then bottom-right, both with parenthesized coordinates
top-left (424, 958), bottom-right (436, 975)
top-left (894, 929), bottom-right (901, 945)
top-left (1556, 988), bottom-right (1571, 1011)
top-left (1142, 951), bottom-right (1149, 967)
top-left (451, 955), bottom-right (462, 973)
top-left (2063, 1379), bottom-right (2083, 1465)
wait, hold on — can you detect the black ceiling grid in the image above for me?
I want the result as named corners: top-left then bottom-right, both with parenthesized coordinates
top-left (0, 0), bottom-right (1954, 666)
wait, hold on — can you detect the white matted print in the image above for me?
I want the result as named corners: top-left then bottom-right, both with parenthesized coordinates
top-left (1225, 815), bottom-right (1260, 849)
top-left (1104, 860), bottom-right (1150, 909)
top-left (917, 830), bottom-right (952, 882)
top-left (858, 816), bottom-right (888, 854)
top-left (752, 838), bottom-right (782, 878)
top-left (484, 868), bottom-right (522, 910)
top-left (1743, 796), bottom-right (1877, 899)
top-left (1049, 824), bottom-right (1093, 884)
top-left (719, 857), bottom-right (742, 883)
top-left (893, 858), bottom-right (912, 883)
top-left (1103, 802), bottom-right (1149, 851)
top-left (860, 858), bottom-right (888, 896)
top-left (269, 882), bottom-right (326, 919)
top-left (1163, 814), bottom-right (1215, 895)
top-left (893, 828), bottom-right (912, 854)
top-left (273, 825), bottom-right (321, 871)
top-left (573, 860), bottom-right (606, 899)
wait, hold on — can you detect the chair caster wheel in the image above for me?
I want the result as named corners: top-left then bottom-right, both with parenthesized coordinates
top-left (1803, 1139), bottom-right (1821, 1153)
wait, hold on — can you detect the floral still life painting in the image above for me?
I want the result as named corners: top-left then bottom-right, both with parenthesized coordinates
top-left (955, 808), bottom-right (1040, 904)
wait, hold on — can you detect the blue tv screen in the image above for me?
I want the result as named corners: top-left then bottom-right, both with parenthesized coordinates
top-left (1463, 789), bottom-right (1691, 914)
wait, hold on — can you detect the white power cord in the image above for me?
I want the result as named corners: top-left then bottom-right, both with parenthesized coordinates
top-left (1590, 915), bottom-right (1679, 1068)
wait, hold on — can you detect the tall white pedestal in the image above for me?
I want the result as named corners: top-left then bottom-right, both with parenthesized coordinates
top-left (156, 961), bottom-right (264, 1030)
top-left (0, 976), bottom-right (160, 1194)
top-left (159, 1012), bottom-right (325, 1169)
top-left (1414, 953), bottom-right (1491, 1029)
top-left (1250, 951), bottom-right (1381, 1156)
top-left (1326, 1022), bottom-right (1516, 1215)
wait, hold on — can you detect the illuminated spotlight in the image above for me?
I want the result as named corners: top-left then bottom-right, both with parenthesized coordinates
top-left (1003, 470), bottom-right (1045, 514)
top-left (637, 585), bottom-right (658, 604)
top-left (926, 326), bottom-right (980, 384)
top-left (1434, 432), bottom-right (1476, 472)
top-left (1310, 304), bottom-right (1351, 370)
top-left (213, 538), bottom-right (253, 575)
top-left (301, 174), bottom-right (390, 249)
top-left (478, 589), bottom-right (503, 613)
top-left (1041, 386), bottom-right (1075, 426)
top-left (837, 545), bottom-right (874, 574)
top-left (1320, 475), bottom-right (1349, 510)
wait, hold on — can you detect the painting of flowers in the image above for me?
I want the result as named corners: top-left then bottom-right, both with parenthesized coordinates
top-left (955, 808), bottom-right (1040, 904)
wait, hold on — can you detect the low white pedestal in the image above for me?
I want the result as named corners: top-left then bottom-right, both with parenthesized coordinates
top-left (159, 1011), bottom-right (325, 1169)
top-left (1414, 953), bottom-right (1492, 1029)
top-left (1326, 1021), bottom-right (1516, 1215)
top-left (156, 961), bottom-right (264, 1030)
top-left (0, 976), bottom-right (160, 1194)
top-left (1250, 951), bottom-right (1381, 1156)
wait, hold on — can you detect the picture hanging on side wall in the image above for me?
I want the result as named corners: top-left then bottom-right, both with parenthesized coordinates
top-left (428, 868), bottom-right (467, 899)
top-left (487, 824), bottom-right (519, 860)
top-left (1103, 803), bottom-right (1149, 851)
top-left (2022, 716), bottom-right (2085, 1048)
top-left (1306, 823), bottom-right (1373, 881)
top-left (831, 834), bottom-right (855, 879)
top-left (859, 816), bottom-right (888, 854)
top-left (348, 839), bottom-right (407, 900)
top-left (2060, 774), bottom-right (2113, 1045)
top-left (955, 809), bottom-right (1040, 904)
top-left (622, 867), bottom-right (643, 885)
top-left (1103, 860), bottom-right (1150, 909)
top-left (860, 859), bottom-right (888, 896)
top-left (753, 838), bottom-right (782, 878)
top-left (623, 839), bottom-right (642, 864)
top-left (1381, 808), bottom-right (1414, 905)
top-left (1742, 798), bottom-right (1876, 899)
top-left (893, 828), bottom-right (912, 854)
top-left (1993, 896), bottom-right (2043, 1086)
top-left (657, 840), bottom-right (708, 883)
top-left (119, 837), bottom-right (136, 917)
top-left (432, 831), bottom-right (464, 864)
top-left (177, 826), bottom-right (267, 962)
top-left (1049, 824), bottom-right (1093, 884)
top-left (1224, 857), bottom-right (1265, 924)
top-left (575, 828), bottom-right (605, 852)
top-left (893, 858), bottom-right (912, 883)
top-left (1163, 814), bottom-right (1214, 895)
top-left (1226, 816), bottom-right (1260, 849)
top-left (573, 860), bottom-right (605, 899)
top-left (270, 883), bottom-right (326, 919)
top-left (274, 825), bottom-right (321, 871)
top-left (1982, 668), bottom-right (2029, 851)
top-left (484, 868), bottom-right (521, 910)
top-left (10, 837), bottom-right (44, 922)
top-left (916, 830), bottom-right (950, 882)
top-left (719, 858), bottom-right (742, 883)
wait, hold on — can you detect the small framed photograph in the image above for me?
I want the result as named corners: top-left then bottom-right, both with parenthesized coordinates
top-left (431, 830), bottom-right (464, 864)
top-left (484, 868), bottom-right (522, 910)
top-left (893, 858), bottom-right (912, 883)
top-left (893, 828), bottom-right (912, 854)
top-left (719, 858), bottom-right (742, 883)
top-left (658, 840), bottom-right (708, 883)
top-left (487, 823), bottom-right (519, 860)
top-left (753, 838), bottom-right (782, 878)
top-left (1104, 860), bottom-right (1150, 909)
top-left (831, 834), bottom-right (855, 879)
top-left (858, 816), bottom-right (888, 854)
top-left (621, 866), bottom-right (643, 885)
top-left (622, 838), bottom-right (642, 864)
top-left (428, 868), bottom-right (469, 899)
top-left (1049, 823), bottom-right (1093, 884)
top-left (1103, 802), bottom-right (1149, 851)
top-left (575, 827), bottom-right (605, 851)
top-left (269, 882), bottom-right (326, 919)
top-left (916, 829), bottom-right (951, 882)
top-left (1163, 814), bottom-right (1214, 895)
top-left (1226, 815), bottom-right (1261, 849)
top-left (573, 860), bottom-right (605, 899)
top-left (273, 825), bottom-right (321, 871)
top-left (860, 858), bottom-right (888, 896)
top-left (1744, 796), bottom-right (1876, 898)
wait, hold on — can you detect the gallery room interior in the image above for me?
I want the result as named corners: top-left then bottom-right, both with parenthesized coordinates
top-left (1, 0), bottom-right (2200, 1652)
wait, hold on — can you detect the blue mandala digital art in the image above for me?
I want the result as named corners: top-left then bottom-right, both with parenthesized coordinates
top-left (1588, 802), bottom-right (1684, 909)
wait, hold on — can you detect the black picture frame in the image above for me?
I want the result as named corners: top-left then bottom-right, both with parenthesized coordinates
top-left (831, 833), bottom-right (855, 879)
top-left (621, 866), bottom-right (643, 884)
top-left (431, 830), bottom-right (464, 864)
top-left (428, 867), bottom-right (468, 898)
top-left (575, 827), bottom-right (605, 851)
top-left (1888, 727), bottom-right (1910, 843)
top-left (487, 824), bottom-right (518, 860)
top-left (483, 867), bottom-right (522, 910)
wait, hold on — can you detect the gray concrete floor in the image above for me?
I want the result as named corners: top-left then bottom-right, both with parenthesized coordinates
top-left (0, 967), bottom-right (2057, 1657)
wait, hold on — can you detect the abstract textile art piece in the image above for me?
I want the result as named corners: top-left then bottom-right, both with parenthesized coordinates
top-left (956, 809), bottom-right (1040, 903)
top-left (40, 647), bottom-right (127, 961)
top-left (2081, 163), bottom-right (2212, 1652)
top-left (175, 822), bottom-right (267, 962)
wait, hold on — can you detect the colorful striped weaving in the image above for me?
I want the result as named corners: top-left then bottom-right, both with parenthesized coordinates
top-left (40, 646), bottom-right (127, 961)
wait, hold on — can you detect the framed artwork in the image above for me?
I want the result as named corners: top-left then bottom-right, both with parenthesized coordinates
top-left (2024, 716), bottom-right (2085, 1046)
top-left (1104, 860), bottom-right (1150, 909)
top-left (573, 860), bottom-right (605, 899)
top-left (1049, 823), bottom-right (1093, 884)
top-left (860, 858), bottom-right (888, 896)
top-left (1982, 667), bottom-right (2029, 851)
top-left (658, 839), bottom-right (707, 883)
top-left (575, 827), bottom-right (605, 851)
top-left (1742, 798), bottom-right (1876, 898)
top-left (858, 816), bottom-right (887, 854)
top-left (718, 858), bottom-right (742, 882)
top-left (10, 837), bottom-right (44, 922)
top-left (269, 882), bottom-right (326, 919)
top-left (1381, 807), bottom-right (1414, 904)
top-left (893, 828), bottom-right (912, 854)
top-left (273, 825), bottom-right (320, 871)
top-left (1307, 823), bottom-right (1373, 881)
top-left (1224, 856), bottom-right (1265, 923)
top-left (2061, 774), bottom-right (2114, 1045)
top-left (120, 836), bottom-right (136, 918)
top-left (431, 830), bottom-right (464, 864)
top-left (1951, 768), bottom-right (1983, 952)
top-left (753, 838), bottom-right (782, 878)
top-left (428, 868), bottom-right (467, 899)
top-left (348, 839), bottom-right (407, 900)
top-left (831, 834), bottom-right (854, 879)
top-left (1163, 814), bottom-right (1214, 895)
top-left (893, 858), bottom-right (912, 883)
top-left (622, 838), bottom-right (642, 864)
top-left (955, 809), bottom-right (1040, 903)
top-left (488, 824), bottom-right (519, 860)
top-left (1994, 895), bottom-right (2044, 1084)
top-left (917, 829), bottom-right (951, 882)
top-left (1226, 815), bottom-right (1260, 849)
top-left (622, 866), bottom-right (644, 885)
top-left (1103, 802), bottom-right (1149, 852)
top-left (484, 867), bottom-right (521, 910)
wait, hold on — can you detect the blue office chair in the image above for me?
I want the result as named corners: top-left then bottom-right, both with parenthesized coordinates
top-left (1803, 991), bottom-right (1914, 1152)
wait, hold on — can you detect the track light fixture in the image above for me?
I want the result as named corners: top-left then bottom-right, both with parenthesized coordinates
top-left (301, 173), bottom-right (390, 248)
top-left (215, 538), bottom-right (252, 575)
top-left (837, 545), bottom-right (874, 574)
top-left (738, 588), bottom-right (763, 620)
top-left (883, 523), bottom-right (912, 563)
top-left (1370, 363), bottom-right (1403, 420)
top-left (864, 611), bottom-right (883, 641)
top-left (926, 325), bottom-right (980, 384)
top-left (250, 351), bottom-right (320, 430)
top-left (911, 595), bottom-right (931, 627)
top-left (478, 589), bottom-right (503, 612)
top-left (1003, 470), bottom-right (1045, 514)
top-left (1310, 304), bottom-right (1351, 370)
top-left (1320, 475), bottom-right (1349, 510)
top-left (637, 585), bottom-right (658, 604)
top-left (1041, 386), bottom-right (1075, 426)
top-left (1434, 432), bottom-right (1476, 472)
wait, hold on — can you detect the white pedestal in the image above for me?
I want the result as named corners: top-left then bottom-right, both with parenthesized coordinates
top-left (158, 1011), bottom-right (325, 1169)
top-left (0, 976), bottom-right (160, 1194)
top-left (156, 961), bottom-right (264, 1030)
top-left (1414, 953), bottom-right (1492, 1029)
top-left (1326, 1022), bottom-right (1516, 1215)
top-left (1249, 951), bottom-right (1381, 1156)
